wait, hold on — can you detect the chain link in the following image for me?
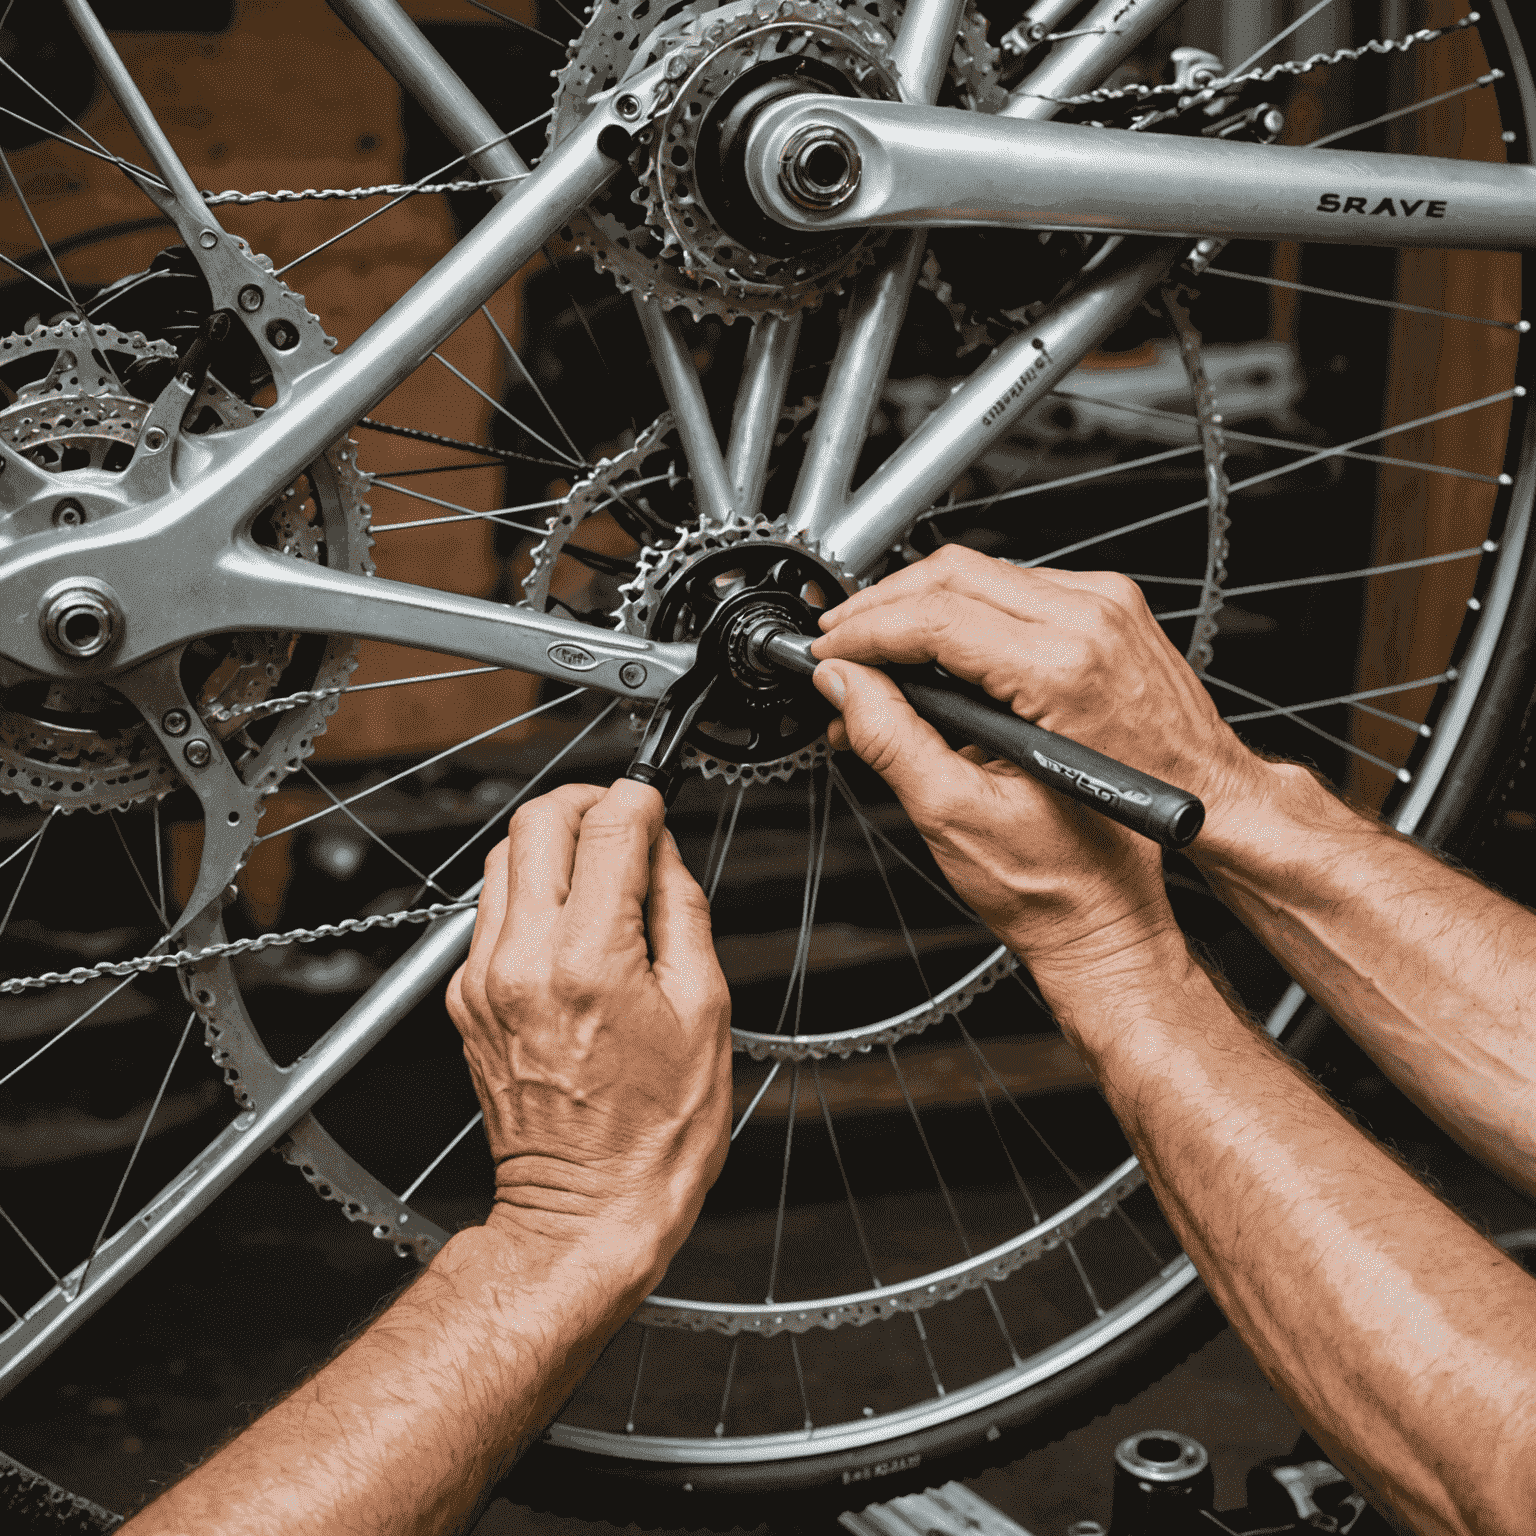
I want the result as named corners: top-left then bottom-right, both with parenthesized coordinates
top-left (201, 175), bottom-right (522, 206)
top-left (1055, 16), bottom-right (1478, 113)
top-left (0, 901), bottom-right (478, 996)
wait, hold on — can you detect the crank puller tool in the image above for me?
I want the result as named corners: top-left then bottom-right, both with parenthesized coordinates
top-left (624, 664), bottom-right (719, 807)
top-left (758, 631), bottom-right (1204, 851)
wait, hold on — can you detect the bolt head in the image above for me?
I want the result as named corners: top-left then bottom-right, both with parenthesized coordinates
top-left (616, 93), bottom-right (641, 120)
top-left (53, 499), bottom-right (85, 527)
top-left (41, 581), bottom-right (121, 660)
top-left (198, 228), bottom-right (218, 249)
top-left (141, 425), bottom-right (168, 452)
top-left (162, 709), bottom-right (191, 737)
top-left (779, 124), bottom-right (862, 211)
top-left (238, 284), bottom-right (264, 312)
top-left (265, 319), bottom-right (300, 351)
top-left (183, 738), bottom-right (213, 768)
top-left (619, 661), bottom-right (648, 689)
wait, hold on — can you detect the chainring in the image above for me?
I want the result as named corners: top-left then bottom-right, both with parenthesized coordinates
top-left (0, 321), bottom-right (370, 814)
top-left (549, 0), bottom-right (1004, 322)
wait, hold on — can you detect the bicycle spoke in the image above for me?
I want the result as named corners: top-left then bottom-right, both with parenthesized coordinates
top-left (413, 697), bottom-right (617, 897)
top-left (432, 350), bottom-right (583, 469)
top-left (1219, 672), bottom-right (1452, 726)
top-left (885, 1043), bottom-right (1021, 1364)
top-left (713, 1339), bottom-right (739, 1437)
top-left (1307, 70), bottom-right (1502, 150)
top-left (299, 764), bottom-right (453, 898)
top-left (764, 1065), bottom-right (801, 1303)
top-left (827, 763), bottom-right (978, 923)
top-left (1028, 389), bottom-right (1521, 567)
top-left (925, 443), bottom-right (1205, 522)
top-left (0, 250), bottom-right (71, 308)
top-left (773, 776), bottom-right (823, 1036)
top-left (460, 0), bottom-right (570, 50)
top-left (108, 809), bottom-right (171, 930)
top-left (1204, 674), bottom-right (1406, 778)
top-left (369, 475), bottom-right (553, 536)
top-left (257, 691), bottom-right (589, 847)
top-left (1153, 546), bottom-right (1492, 617)
top-left (732, 1060), bottom-right (782, 1142)
top-left (78, 1010), bottom-right (198, 1289)
top-left (624, 1326), bottom-right (650, 1434)
top-left (371, 460), bottom-right (508, 479)
top-left (273, 114), bottom-right (551, 276)
top-left (0, 144), bottom-right (119, 384)
top-left (481, 305), bottom-right (585, 464)
top-left (1201, 266), bottom-right (1527, 333)
top-left (1226, 0), bottom-right (1338, 78)
top-left (399, 1111), bottom-right (485, 1202)
top-left (707, 784), bottom-right (747, 904)
top-left (0, 817), bottom-right (52, 878)
top-left (1049, 389), bottom-right (1515, 487)
top-left (788, 1334), bottom-right (814, 1433)
top-left (0, 808), bottom-right (53, 941)
top-left (0, 1199), bottom-right (59, 1287)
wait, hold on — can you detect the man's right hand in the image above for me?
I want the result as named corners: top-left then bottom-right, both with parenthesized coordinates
top-left (814, 545), bottom-right (1270, 832)
top-left (808, 546), bottom-right (1273, 981)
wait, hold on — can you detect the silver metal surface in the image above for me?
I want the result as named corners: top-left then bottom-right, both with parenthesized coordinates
top-left (634, 299), bottom-right (737, 526)
top-left (889, 0), bottom-right (970, 105)
top-left (762, 629), bottom-right (819, 677)
top-left (824, 239), bottom-right (1182, 575)
top-left (1002, 0), bottom-right (1186, 119)
top-left (0, 100), bottom-right (650, 689)
top-left (842, 1482), bottom-right (1039, 1536)
top-left (745, 96), bottom-right (1536, 246)
top-left (785, 232), bottom-right (929, 541)
top-left (0, 900), bottom-right (479, 1399)
top-left (326, 0), bottom-right (531, 184)
top-left (727, 315), bottom-right (803, 523)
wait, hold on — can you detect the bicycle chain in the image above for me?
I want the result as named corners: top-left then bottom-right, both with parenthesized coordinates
top-left (1056, 16), bottom-right (1479, 115)
top-left (0, 901), bottom-right (477, 996)
top-left (1162, 283), bottom-right (1230, 675)
top-left (200, 176), bottom-right (522, 205)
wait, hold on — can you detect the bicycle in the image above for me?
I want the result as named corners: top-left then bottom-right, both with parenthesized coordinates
top-left (1, 0), bottom-right (1534, 1517)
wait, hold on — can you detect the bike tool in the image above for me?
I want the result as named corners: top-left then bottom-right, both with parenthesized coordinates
top-left (623, 550), bottom-right (1203, 849)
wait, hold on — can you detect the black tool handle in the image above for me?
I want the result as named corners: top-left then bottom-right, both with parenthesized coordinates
top-left (892, 675), bottom-right (1203, 850)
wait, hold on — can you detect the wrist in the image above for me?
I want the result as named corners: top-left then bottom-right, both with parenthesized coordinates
top-left (1189, 755), bottom-right (1344, 884)
top-left (1031, 926), bottom-right (1209, 1082)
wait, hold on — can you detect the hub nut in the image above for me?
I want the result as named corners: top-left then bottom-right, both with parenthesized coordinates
top-left (40, 581), bottom-right (122, 660)
top-left (778, 124), bottom-right (862, 211)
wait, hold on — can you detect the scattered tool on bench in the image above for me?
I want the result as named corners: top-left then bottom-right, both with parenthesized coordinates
top-left (623, 578), bottom-right (1203, 850)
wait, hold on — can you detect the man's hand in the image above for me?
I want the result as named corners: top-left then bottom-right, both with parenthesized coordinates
top-left (447, 779), bottom-right (732, 1293)
top-left (808, 547), bottom-right (1249, 978)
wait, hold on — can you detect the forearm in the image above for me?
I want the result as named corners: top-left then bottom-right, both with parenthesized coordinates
top-left (1037, 935), bottom-right (1536, 1534)
top-left (1192, 761), bottom-right (1536, 1195)
top-left (123, 1214), bottom-right (651, 1536)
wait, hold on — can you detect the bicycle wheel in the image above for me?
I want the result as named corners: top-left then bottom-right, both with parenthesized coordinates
top-left (0, 0), bottom-right (1533, 1516)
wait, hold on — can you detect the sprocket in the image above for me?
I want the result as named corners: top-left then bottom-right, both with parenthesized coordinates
top-left (0, 320), bottom-right (371, 814)
top-left (614, 516), bottom-right (860, 784)
top-left (549, 0), bottom-right (1004, 322)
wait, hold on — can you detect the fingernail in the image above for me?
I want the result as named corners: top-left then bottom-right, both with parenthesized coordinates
top-left (815, 663), bottom-right (846, 708)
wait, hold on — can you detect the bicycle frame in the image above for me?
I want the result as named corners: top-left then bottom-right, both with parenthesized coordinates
top-left (2, 0), bottom-right (1533, 1403)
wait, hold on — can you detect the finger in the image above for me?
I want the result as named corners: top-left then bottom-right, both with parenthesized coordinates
top-left (815, 593), bottom-right (1100, 721)
top-left (461, 835), bottom-right (513, 989)
top-left (819, 548), bottom-right (1142, 636)
top-left (503, 782), bottom-right (607, 929)
top-left (814, 659), bottom-right (993, 821)
top-left (560, 778), bottom-right (666, 962)
top-left (647, 827), bottom-right (730, 1030)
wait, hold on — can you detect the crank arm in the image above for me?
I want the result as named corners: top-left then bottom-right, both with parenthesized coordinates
top-left (745, 96), bottom-right (1536, 249)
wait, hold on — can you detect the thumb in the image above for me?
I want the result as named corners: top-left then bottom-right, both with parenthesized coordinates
top-left (814, 659), bottom-right (983, 817)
